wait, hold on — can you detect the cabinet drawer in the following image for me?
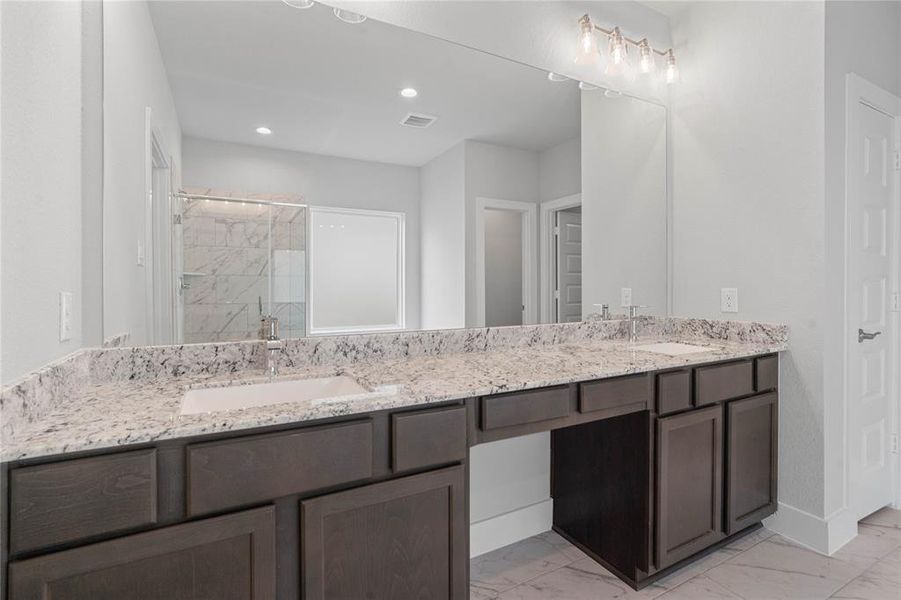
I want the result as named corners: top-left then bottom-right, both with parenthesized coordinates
top-left (187, 420), bottom-right (373, 516)
top-left (695, 360), bottom-right (754, 406)
top-left (392, 406), bottom-right (467, 472)
top-left (656, 370), bottom-right (692, 415)
top-left (579, 374), bottom-right (650, 417)
top-left (9, 449), bottom-right (157, 554)
top-left (755, 355), bottom-right (779, 391)
top-left (481, 386), bottom-right (571, 431)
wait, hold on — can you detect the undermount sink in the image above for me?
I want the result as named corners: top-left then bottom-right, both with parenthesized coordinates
top-left (631, 342), bottom-right (714, 356)
top-left (180, 375), bottom-right (372, 415)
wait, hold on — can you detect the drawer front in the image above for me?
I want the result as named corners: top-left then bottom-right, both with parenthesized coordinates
top-left (695, 360), bottom-right (754, 406)
top-left (481, 386), bottom-right (571, 431)
top-left (656, 370), bottom-right (692, 415)
top-left (187, 420), bottom-right (373, 516)
top-left (9, 449), bottom-right (158, 554)
top-left (392, 406), bottom-right (467, 473)
top-left (755, 355), bottom-right (779, 392)
top-left (579, 374), bottom-right (650, 417)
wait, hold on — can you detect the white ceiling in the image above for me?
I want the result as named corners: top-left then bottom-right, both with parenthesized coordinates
top-left (148, 0), bottom-right (581, 167)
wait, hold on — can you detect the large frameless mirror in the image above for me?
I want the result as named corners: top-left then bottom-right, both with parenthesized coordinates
top-left (101, 0), bottom-right (667, 346)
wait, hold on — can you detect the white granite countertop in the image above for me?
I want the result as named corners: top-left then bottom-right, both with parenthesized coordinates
top-left (1, 336), bottom-right (784, 462)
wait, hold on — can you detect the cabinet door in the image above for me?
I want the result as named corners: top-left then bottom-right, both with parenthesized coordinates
top-left (656, 405), bottom-right (724, 569)
top-left (302, 465), bottom-right (467, 600)
top-left (9, 506), bottom-right (275, 600)
top-left (726, 392), bottom-right (778, 534)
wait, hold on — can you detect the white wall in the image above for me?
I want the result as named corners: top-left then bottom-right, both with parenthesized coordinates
top-left (182, 137), bottom-right (422, 329)
top-left (669, 0), bottom-right (828, 534)
top-left (582, 91), bottom-right (667, 315)
top-left (539, 137), bottom-right (581, 204)
top-left (1, 0), bottom-right (84, 384)
top-left (420, 143), bottom-right (466, 329)
top-left (822, 0), bottom-right (901, 530)
top-left (103, 0), bottom-right (182, 346)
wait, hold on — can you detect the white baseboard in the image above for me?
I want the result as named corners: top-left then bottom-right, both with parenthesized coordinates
top-left (764, 502), bottom-right (859, 555)
top-left (469, 499), bottom-right (553, 558)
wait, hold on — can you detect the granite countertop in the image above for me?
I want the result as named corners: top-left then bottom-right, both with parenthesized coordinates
top-left (1, 335), bottom-right (785, 462)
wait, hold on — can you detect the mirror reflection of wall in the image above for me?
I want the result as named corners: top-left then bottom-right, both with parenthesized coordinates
top-left (101, 0), bottom-right (667, 347)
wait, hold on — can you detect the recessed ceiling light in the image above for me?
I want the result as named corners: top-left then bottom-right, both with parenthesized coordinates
top-left (282, 0), bottom-right (315, 8)
top-left (578, 81), bottom-right (599, 91)
top-left (547, 72), bottom-right (569, 82)
top-left (400, 88), bottom-right (418, 98)
top-left (256, 126), bottom-right (272, 135)
top-left (333, 8), bottom-right (366, 24)
top-left (604, 89), bottom-right (623, 98)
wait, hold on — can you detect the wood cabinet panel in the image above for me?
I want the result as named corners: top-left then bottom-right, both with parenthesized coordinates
top-left (755, 355), bottom-right (779, 392)
top-left (480, 386), bottom-right (571, 431)
top-left (392, 406), bottom-right (467, 473)
top-left (695, 360), bottom-right (754, 406)
top-left (187, 420), bottom-right (372, 516)
top-left (301, 466), bottom-right (467, 600)
top-left (9, 449), bottom-right (157, 554)
top-left (656, 405), bottom-right (724, 569)
top-left (656, 370), bottom-right (692, 416)
top-left (726, 393), bottom-right (778, 534)
top-left (8, 506), bottom-right (276, 600)
top-left (579, 373), bottom-right (651, 418)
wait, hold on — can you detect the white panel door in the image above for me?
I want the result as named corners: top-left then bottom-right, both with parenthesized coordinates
top-left (555, 210), bottom-right (582, 323)
top-left (849, 101), bottom-right (897, 520)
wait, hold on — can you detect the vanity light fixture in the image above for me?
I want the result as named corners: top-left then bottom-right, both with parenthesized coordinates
top-left (547, 72), bottom-right (569, 82)
top-left (574, 14), bottom-right (599, 65)
top-left (282, 0), bottom-right (315, 8)
top-left (400, 87), bottom-right (418, 98)
top-left (333, 8), bottom-right (366, 24)
top-left (575, 14), bottom-right (678, 84)
top-left (256, 126), bottom-right (273, 135)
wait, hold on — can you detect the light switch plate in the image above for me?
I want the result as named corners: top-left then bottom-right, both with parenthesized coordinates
top-left (59, 291), bottom-right (73, 341)
top-left (621, 287), bottom-right (632, 308)
top-left (136, 241), bottom-right (145, 267)
top-left (721, 288), bottom-right (739, 313)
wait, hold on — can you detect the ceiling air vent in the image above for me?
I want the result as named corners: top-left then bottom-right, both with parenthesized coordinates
top-left (400, 112), bottom-right (438, 128)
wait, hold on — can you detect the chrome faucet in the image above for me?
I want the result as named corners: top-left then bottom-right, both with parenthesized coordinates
top-left (260, 315), bottom-right (281, 377)
top-left (627, 305), bottom-right (648, 343)
top-left (592, 303), bottom-right (611, 320)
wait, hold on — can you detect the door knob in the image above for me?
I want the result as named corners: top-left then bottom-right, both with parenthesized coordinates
top-left (858, 329), bottom-right (882, 343)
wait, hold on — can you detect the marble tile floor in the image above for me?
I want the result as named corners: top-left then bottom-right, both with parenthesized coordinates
top-left (470, 508), bottom-right (901, 600)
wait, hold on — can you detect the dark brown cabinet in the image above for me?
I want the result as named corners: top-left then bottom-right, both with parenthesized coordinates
top-left (301, 465), bottom-right (467, 600)
top-left (8, 506), bottom-right (276, 600)
top-left (726, 392), bottom-right (778, 533)
top-left (655, 405), bottom-right (724, 569)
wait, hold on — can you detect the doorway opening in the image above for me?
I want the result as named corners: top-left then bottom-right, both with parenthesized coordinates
top-left (475, 197), bottom-right (537, 328)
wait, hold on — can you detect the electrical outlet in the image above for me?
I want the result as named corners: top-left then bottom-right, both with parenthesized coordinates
top-left (59, 292), bottom-right (73, 341)
top-left (621, 287), bottom-right (633, 308)
top-left (721, 288), bottom-right (739, 313)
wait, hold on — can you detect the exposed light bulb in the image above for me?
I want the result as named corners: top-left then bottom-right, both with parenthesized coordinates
top-left (605, 27), bottom-right (631, 79)
top-left (282, 0), bottom-right (315, 8)
top-left (333, 8), bottom-right (366, 24)
top-left (574, 14), bottom-right (599, 65)
top-left (638, 39), bottom-right (654, 74)
top-left (665, 50), bottom-right (679, 84)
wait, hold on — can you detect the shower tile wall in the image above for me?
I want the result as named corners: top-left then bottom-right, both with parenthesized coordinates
top-left (182, 199), bottom-right (306, 343)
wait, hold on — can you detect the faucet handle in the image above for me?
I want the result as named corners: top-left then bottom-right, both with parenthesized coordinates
top-left (592, 303), bottom-right (611, 320)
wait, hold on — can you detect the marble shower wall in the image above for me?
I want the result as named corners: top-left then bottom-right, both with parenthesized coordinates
top-left (181, 197), bottom-right (306, 342)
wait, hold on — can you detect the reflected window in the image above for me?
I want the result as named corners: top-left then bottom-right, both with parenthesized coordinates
top-left (308, 207), bottom-right (405, 335)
